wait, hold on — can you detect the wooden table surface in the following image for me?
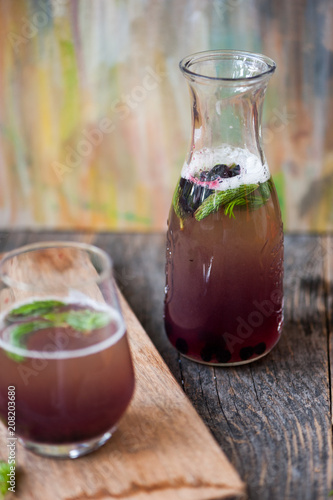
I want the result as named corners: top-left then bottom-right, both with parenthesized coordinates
top-left (0, 231), bottom-right (332, 500)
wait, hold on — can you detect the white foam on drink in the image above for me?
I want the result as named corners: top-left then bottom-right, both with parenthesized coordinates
top-left (0, 295), bottom-right (126, 360)
top-left (181, 145), bottom-right (270, 190)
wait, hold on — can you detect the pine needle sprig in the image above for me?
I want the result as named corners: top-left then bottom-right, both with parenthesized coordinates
top-left (224, 197), bottom-right (249, 218)
top-left (194, 184), bottom-right (258, 221)
top-left (172, 180), bottom-right (186, 229)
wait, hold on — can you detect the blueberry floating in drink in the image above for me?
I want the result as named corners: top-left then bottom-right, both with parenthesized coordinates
top-left (175, 337), bottom-right (188, 355)
top-left (205, 163), bottom-right (241, 180)
top-left (239, 346), bottom-right (254, 361)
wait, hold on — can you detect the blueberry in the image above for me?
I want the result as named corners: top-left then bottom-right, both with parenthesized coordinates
top-left (216, 350), bottom-right (232, 363)
top-left (200, 337), bottom-right (229, 363)
top-left (229, 164), bottom-right (241, 177)
top-left (209, 164), bottom-right (230, 179)
top-left (200, 170), bottom-right (210, 181)
top-left (178, 178), bottom-right (213, 214)
top-left (204, 163), bottom-right (241, 181)
top-left (239, 346), bottom-right (254, 360)
top-left (175, 338), bottom-right (188, 355)
top-left (215, 339), bottom-right (228, 362)
top-left (254, 342), bottom-right (266, 355)
top-left (200, 345), bottom-right (213, 362)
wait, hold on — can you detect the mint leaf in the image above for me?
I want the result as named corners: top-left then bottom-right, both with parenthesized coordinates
top-left (43, 309), bottom-right (110, 333)
top-left (3, 304), bottom-right (111, 363)
top-left (10, 321), bottom-right (51, 347)
top-left (66, 309), bottom-right (110, 332)
top-left (0, 461), bottom-right (12, 498)
top-left (6, 321), bottom-right (51, 362)
top-left (8, 300), bottom-right (65, 320)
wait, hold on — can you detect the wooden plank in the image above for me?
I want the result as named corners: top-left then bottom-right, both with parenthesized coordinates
top-left (0, 238), bottom-right (246, 500)
top-left (93, 232), bottom-right (333, 500)
top-left (325, 235), bottom-right (333, 421)
top-left (1, 231), bottom-right (333, 500)
top-left (169, 235), bottom-right (333, 500)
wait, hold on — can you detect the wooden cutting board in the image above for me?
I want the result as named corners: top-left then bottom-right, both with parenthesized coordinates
top-left (0, 249), bottom-right (246, 500)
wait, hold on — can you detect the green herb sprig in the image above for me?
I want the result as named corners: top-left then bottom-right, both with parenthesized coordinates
top-left (8, 300), bottom-right (65, 320)
top-left (0, 461), bottom-right (11, 499)
top-left (6, 321), bottom-right (50, 362)
top-left (43, 309), bottom-right (110, 333)
top-left (194, 184), bottom-right (259, 221)
top-left (172, 181), bottom-right (185, 229)
top-left (3, 300), bottom-right (111, 363)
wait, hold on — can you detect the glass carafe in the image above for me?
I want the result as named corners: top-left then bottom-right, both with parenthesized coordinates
top-left (164, 50), bottom-right (284, 366)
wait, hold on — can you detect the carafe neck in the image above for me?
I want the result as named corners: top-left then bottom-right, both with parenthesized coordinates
top-left (180, 50), bottom-right (276, 166)
top-left (189, 81), bottom-right (269, 164)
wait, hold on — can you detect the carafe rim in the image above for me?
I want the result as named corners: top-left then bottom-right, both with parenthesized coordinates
top-left (179, 49), bottom-right (276, 85)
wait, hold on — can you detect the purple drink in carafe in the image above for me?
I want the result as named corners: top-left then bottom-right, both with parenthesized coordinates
top-left (165, 146), bottom-right (283, 365)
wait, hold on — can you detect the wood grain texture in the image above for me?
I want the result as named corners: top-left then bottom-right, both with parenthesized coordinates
top-left (0, 234), bottom-right (246, 500)
top-left (96, 232), bottom-right (333, 500)
top-left (0, 231), bottom-right (333, 499)
top-left (326, 235), bottom-right (333, 424)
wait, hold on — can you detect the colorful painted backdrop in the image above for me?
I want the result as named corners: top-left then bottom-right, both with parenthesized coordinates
top-left (0, 0), bottom-right (332, 231)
